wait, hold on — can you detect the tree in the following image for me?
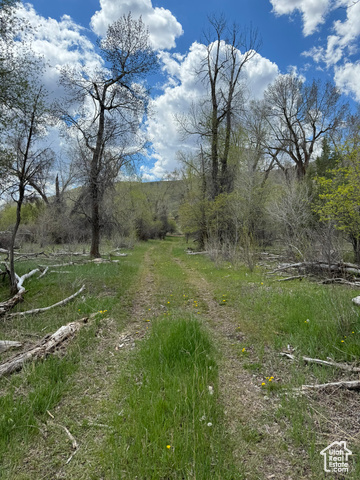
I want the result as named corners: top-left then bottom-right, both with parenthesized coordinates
top-left (262, 75), bottom-right (348, 180)
top-left (0, 84), bottom-right (53, 293)
top-left (59, 13), bottom-right (158, 257)
top-left (314, 142), bottom-right (360, 263)
top-left (0, 0), bottom-right (34, 122)
top-left (179, 15), bottom-right (260, 199)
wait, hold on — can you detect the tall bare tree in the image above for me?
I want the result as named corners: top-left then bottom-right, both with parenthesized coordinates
top-left (180, 15), bottom-right (260, 199)
top-left (262, 75), bottom-right (348, 179)
top-left (59, 13), bottom-right (158, 257)
top-left (0, 84), bottom-right (53, 293)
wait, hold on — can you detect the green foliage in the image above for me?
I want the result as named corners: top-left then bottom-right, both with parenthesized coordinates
top-left (313, 137), bottom-right (341, 178)
top-left (314, 143), bottom-right (360, 260)
top-left (0, 201), bottom-right (43, 230)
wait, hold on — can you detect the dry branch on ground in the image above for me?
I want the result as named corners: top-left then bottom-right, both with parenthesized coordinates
top-left (7, 285), bottom-right (85, 317)
top-left (280, 352), bottom-right (360, 372)
top-left (0, 340), bottom-right (22, 353)
top-left (299, 380), bottom-right (360, 392)
top-left (270, 261), bottom-right (360, 276)
top-left (0, 268), bottom-right (39, 316)
top-left (0, 318), bottom-right (88, 377)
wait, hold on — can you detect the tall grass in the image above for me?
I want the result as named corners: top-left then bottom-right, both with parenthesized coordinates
top-left (100, 316), bottom-right (240, 479)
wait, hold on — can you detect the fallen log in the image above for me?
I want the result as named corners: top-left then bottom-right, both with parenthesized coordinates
top-left (280, 352), bottom-right (360, 372)
top-left (187, 251), bottom-right (209, 255)
top-left (39, 262), bottom-right (76, 268)
top-left (322, 278), bottom-right (360, 287)
top-left (270, 261), bottom-right (360, 277)
top-left (0, 318), bottom-right (88, 377)
top-left (278, 275), bottom-right (305, 282)
top-left (7, 285), bottom-right (85, 317)
top-left (38, 266), bottom-right (49, 279)
top-left (0, 340), bottom-right (22, 353)
top-left (299, 380), bottom-right (360, 392)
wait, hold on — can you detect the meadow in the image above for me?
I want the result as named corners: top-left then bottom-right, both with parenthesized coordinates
top-left (0, 237), bottom-right (359, 479)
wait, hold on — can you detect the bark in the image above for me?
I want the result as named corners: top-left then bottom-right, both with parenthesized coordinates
top-left (9, 183), bottom-right (24, 294)
top-left (0, 340), bottom-right (22, 353)
top-left (298, 380), bottom-right (360, 392)
top-left (0, 318), bottom-right (88, 377)
top-left (89, 99), bottom-right (105, 258)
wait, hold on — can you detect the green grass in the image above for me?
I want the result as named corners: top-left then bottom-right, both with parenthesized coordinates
top-left (0, 243), bottom-right (148, 477)
top-left (171, 239), bottom-right (360, 478)
top-left (1, 237), bottom-right (360, 478)
top-left (100, 316), bottom-right (240, 480)
top-left (172, 243), bottom-right (360, 364)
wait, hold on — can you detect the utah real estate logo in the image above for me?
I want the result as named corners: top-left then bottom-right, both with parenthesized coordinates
top-left (320, 441), bottom-right (352, 474)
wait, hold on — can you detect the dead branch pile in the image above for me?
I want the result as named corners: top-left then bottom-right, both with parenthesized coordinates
top-left (269, 261), bottom-right (360, 283)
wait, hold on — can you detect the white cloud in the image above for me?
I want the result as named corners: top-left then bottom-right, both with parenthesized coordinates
top-left (334, 62), bottom-right (360, 102)
top-left (303, 2), bottom-right (360, 67)
top-left (270, 0), bottom-right (331, 36)
top-left (90, 0), bottom-right (183, 50)
top-left (271, 0), bottom-right (360, 102)
top-left (16, 4), bottom-right (103, 97)
top-left (144, 43), bottom-right (279, 179)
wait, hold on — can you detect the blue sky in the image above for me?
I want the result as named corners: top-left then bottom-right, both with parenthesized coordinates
top-left (15, 0), bottom-right (360, 179)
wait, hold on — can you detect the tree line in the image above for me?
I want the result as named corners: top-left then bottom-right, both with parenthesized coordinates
top-left (1, 2), bottom-right (360, 299)
top-left (177, 15), bottom-right (360, 266)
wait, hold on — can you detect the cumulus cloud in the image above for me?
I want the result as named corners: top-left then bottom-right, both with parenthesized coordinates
top-left (334, 62), bottom-right (360, 102)
top-left (270, 0), bottom-right (360, 104)
top-left (270, 0), bottom-right (331, 36)
top-left (16, 3), bottom-right (103, 97)
top-left (144, 43), bottom-right (279, 179)
top-left (90, 0), bottom-right (183, 50)
top-left (302, 1), bottom-right (360, 67)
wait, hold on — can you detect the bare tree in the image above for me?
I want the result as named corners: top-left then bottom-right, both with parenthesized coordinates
top-left (178, 15), bottom-right (260, 199)
top-left (262, 75), bottom-right (348, 179)
top-left (0, 85), bottom-right (53, 293)
top-left (201, 15), bottom-right (260, 197)
top-left (59, 13), bottom-right (158, 257)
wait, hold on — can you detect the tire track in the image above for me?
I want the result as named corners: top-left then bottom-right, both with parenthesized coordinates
top-left (173, 256), bottom-right (294, 480)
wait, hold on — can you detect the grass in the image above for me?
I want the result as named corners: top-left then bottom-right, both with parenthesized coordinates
top-left (171, 240), bottom-right (360, 478)
top-left (0, 243), bottom-right (147, 478)
top-left (100, 316), bottom-right (239, 479)
top-left (1, 236), bottom-right (359, 478)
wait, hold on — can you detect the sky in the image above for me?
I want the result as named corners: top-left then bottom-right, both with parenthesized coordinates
top-left (12, 0), bottom-right (360, 180)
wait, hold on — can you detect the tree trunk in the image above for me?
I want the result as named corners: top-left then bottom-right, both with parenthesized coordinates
top-left (89, 100), bottom-right (106, 258)
top-left (351, 236), bottom-right (360, 264)
top-left (9, 185), bottom-right (24, 294)
top-left (90, 183), bottom-right (101, 258)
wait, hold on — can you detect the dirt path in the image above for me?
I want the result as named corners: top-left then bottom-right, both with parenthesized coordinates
top-left (173, 256), bottom-right (295, 480)
top-left (10, 245), bottom-right (163, 480)
top-left (6, 241), bottom-right (314, 479)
